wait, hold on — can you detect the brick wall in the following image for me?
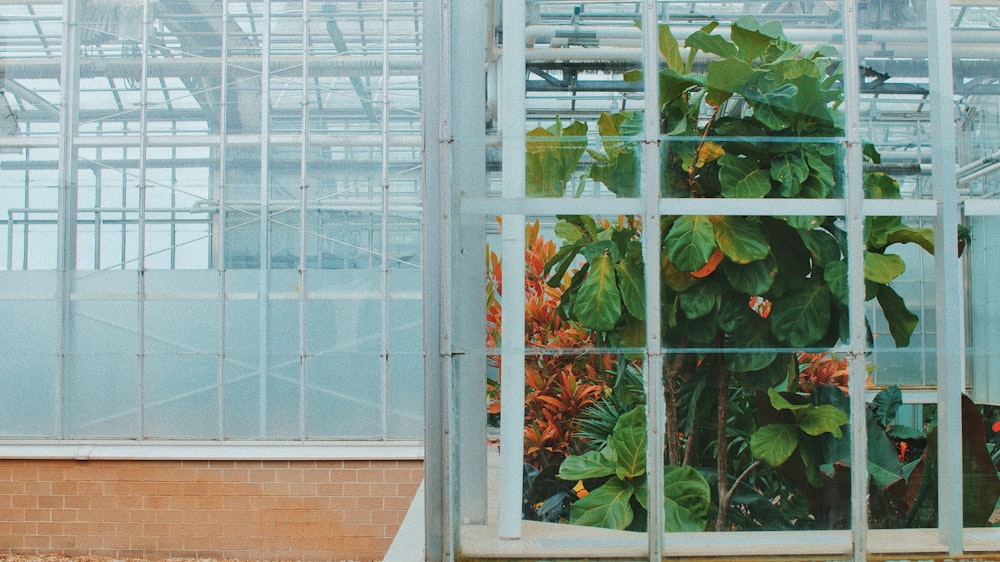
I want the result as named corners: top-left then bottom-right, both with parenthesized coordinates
top-left (0, 459), bottom-right (423, 561)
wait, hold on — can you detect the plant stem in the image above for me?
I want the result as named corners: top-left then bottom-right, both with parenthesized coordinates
top-left (682, 424), bottom-right (697, 467)
top-left (719, 460), bottom-right (762, 521)
top-left (715, 362), bottom-right (731, 531)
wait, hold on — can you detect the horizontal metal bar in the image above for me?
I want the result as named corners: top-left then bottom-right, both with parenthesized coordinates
top-left (0, 441), bottom-right (424, 461)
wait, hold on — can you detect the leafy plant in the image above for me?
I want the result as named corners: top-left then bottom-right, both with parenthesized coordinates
top-left (486, 219), bottom-right (621, 470)
top-left (538, 17), bottom-right (943, 531)
top-left (557, 405), bottom-right (712, 531)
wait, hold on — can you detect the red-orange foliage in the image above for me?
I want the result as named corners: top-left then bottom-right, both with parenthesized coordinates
top-left (487, 219), bottom-right (615, 469)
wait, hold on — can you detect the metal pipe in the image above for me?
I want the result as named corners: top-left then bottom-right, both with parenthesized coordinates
top-left (258, 0), bottom-right (272, 437)
top-left (380, 0), bottom-right (392, 441)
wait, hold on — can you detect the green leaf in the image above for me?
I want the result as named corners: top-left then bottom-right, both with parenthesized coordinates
top-left (884, 226), bottom-right (935, 254)
top-left (798, 404), bottom-right (849, 438)
top-left (745, 83), bottom-right (798, 130)
top-left (718, 154), bottom-right (771, 198)
top-left (665, 215), bottom-right (718, 272)
top-left (721, 253), bottom-right (777, 295)
top-left (685, 23), bottom-right (737, 60)
top-left (771, 152), bottom-right (809, 196)
top-left (725, 320), bottom-right (778, 372)
top-left (824, 260), bottom-right (849, 306)
top-left (589, 113), bottom-right (640, 197)
top-left (572, 253), bottom-right (622, 332)
top-left (876, 284), bottom-right (918, 347)
top-left (871, 385), bottom-right (902, 428)
top-left (864, 171), bottom-right (901, 199)
top-left (569, 477), bottom-right (635, 530)
top-left (663, 465), bottom-right (711, 532)
top-left (616, 259), bottom-right (646, 321)
top-left (731, 16), bottom-right (775, 61)
top-left (711, 216), bottom-right (771, 264)
top-left (554, 220), bottom-right (584, 243)
top-left (770, 279), bottom-right (831, 347)
top-left (658, 24), bottom-right (684, 71)
top-left (679, 280), bottom-right (720, 320)
top-left (705, 57), bottom-right (758, 107)
top-left (751, 423), bottom-right (799, 467)
top-left (864, 251), bottom-right (905, 284)
top-left (608, 406), bottom-right (647, 479)
top-left (525, 119), bottom-right (588, 197)
top-left (558, 448), bottom-right (618, 480)
top-left (767, 387), bottom-right (812, 412)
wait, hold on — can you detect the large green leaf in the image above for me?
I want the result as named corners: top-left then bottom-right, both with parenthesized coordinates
top-left (824, 260), bottom-right (848, 306)
top-left (876, 284), bottom-right (918, 347)
top-left (711, 216), bottom-right (771, 264)
top-left (798, 404), bottom-right (848, 438)
top-left (609, 406), bottom-right (647, 479)
top-left (705, 58), bottom-right (758, 107)
top-left (731, 15), bottom-right (776, 61)
top-left (616, 258), bottom-right (646, 321)
top-left (745, 83), bottom-right (798, 131)
top-left (718, 154), bottom-right (772, 198)
top-left (589, 113), bottom-right (640, 197)
top-left (570, 477), bottom-right (635, 529)
top-left (665, 215), bottom-right (717, 272)
top-left (720, 253), bottom-right (777, 295)
top-left (525, 119), bottom-right (588, 197)
top-left (685, 23), bottom-right (737, 60)
top-left (663, 465), bottom-right (711, 532)
top-left (884, 226), bottom-right (935, 254)
top-left (864, 251), bottom-right (905, 284)
top-left (658, 24), bottom-right (684, 71)
top-left (679, 280), bottom-right (720, 320)
top-left (767, 387), bottom-right (811, 412)
top-left (558, 448), bottom-right (618, 480)
top-left (572, 253), bottom-right (622, 332)
top-left (771, 151), bottom-right (809, 197)
top-left (770, 279), bottom-right (831, 347)
top-left (750, 423), bottom-right (799, 467)
top-left (724, 322), bottom-right (778, 373)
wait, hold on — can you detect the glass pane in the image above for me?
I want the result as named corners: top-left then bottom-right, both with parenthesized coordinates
top-left (144, 354), bottom-right (219, 438)
top-left (307, 353), bottom-right (382, 438)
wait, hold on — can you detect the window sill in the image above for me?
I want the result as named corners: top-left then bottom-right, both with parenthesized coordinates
top-left (0, 440), bottom-right (424, 461)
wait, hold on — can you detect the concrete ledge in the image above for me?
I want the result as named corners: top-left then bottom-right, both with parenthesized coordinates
top-left (0, 441), bottom-right (424, 461)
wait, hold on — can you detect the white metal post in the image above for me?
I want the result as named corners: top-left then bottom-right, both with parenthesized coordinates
top-left (300, 0), bottom-right (311, 440)
top-left (258, 0), bottom-right (272, 437)
top-left (57, 0), bottom-right (81, 439)
top-left (841, 0), bottom-right (869, 560)
top-left (498, 0), bottom-right (527, 540)
top-left (641, 0), bottom-right (663, 558)
top-left (927, 0), bottom-right (964, 554)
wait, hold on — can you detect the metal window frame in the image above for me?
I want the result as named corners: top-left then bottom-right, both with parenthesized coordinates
top-left (426, 0), bottom-right (984, 560)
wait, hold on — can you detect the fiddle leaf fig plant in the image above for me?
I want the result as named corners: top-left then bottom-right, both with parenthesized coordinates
top-left (539, 16), bottom-right (939, 531)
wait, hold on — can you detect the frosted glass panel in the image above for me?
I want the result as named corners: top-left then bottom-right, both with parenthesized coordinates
top-left (306, 353), bottom-right (381, 438)
top-left (144, 354), bottom-right (220, 438)
top-left (64, 353), bottom-right (140, 438)
top-left (388, 352), bottom-right (423, 439)
top-left (0, 354), bottom-right (58, 437)
top-left (224, 353), bottom-right (260, 438)
top-left (266, 353), bottom-right (302, 439)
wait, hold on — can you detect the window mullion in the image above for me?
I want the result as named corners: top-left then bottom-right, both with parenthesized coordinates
top-left (498, 0), bottom-right (527, 540)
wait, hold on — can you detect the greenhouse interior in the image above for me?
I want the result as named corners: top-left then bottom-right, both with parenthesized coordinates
top-left (3, 0), bottom-right (1000, 561)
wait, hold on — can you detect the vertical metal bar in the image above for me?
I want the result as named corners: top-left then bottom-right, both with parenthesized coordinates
top-left (380, 0), bottom-right (392, 440)
top-left (299, 0), bottom-right (311, 440)
top-left (258, 0), bottom-right (272, 437)
top-left (498, 0), bottom-right (526, 540)
top-left (927, 0), bottom-right (964, 554)
top-left (218, 0), bottom-right (230, 441)
top-left (423, 0), bottom-right (451, 556)
top-left (641, 0), bottom-right (663, 558)
top-left (137, 0), bottom-right (151, 438)
top-left (841, 0), bottom-right (869, 559)
top-left (57, 0), bottom-right (81, 439)
top-left (453, 0), bottom-right (488, 527)
top-left (94, 144), bottom-right (102, 268)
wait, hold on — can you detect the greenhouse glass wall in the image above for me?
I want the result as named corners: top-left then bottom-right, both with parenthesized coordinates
top-left (423, 0), bottom-right (1000, 561)
top-left (5, 0), bottom-right (1000, 560)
